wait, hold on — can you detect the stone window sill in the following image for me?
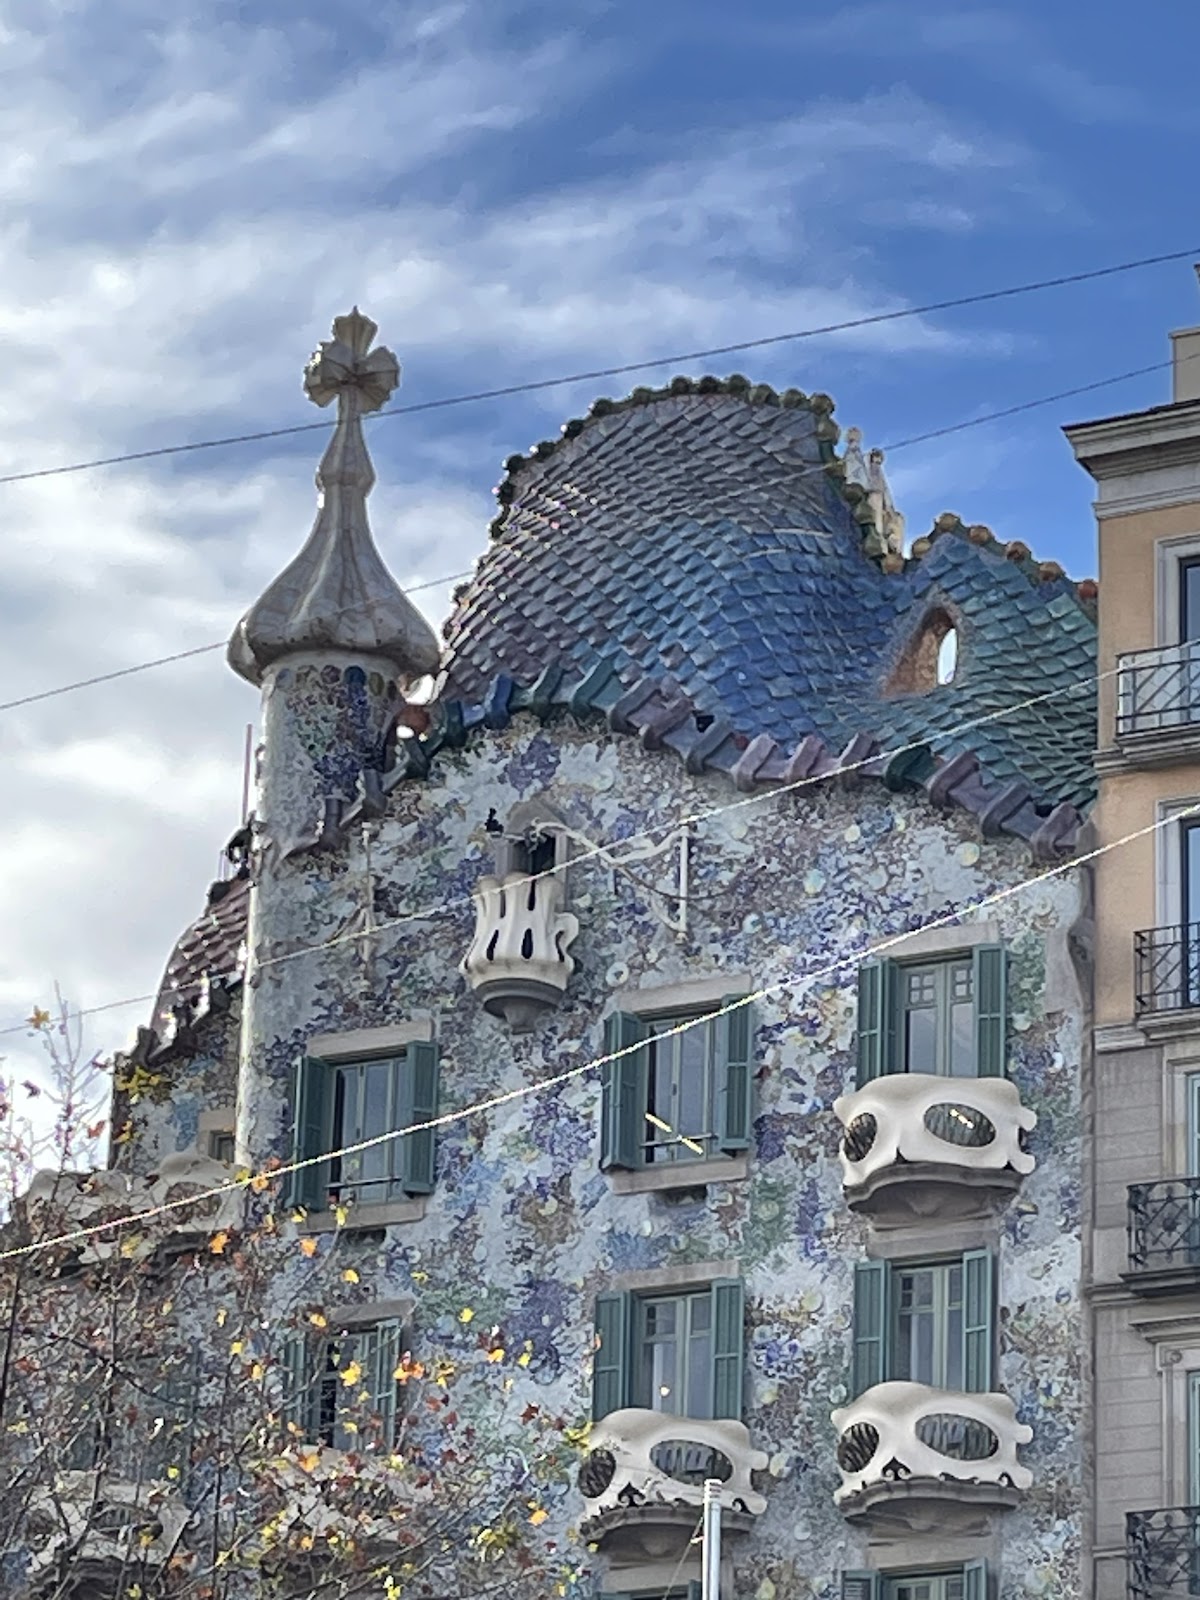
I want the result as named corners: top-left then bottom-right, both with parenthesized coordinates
top-left (609, 1153), bottom-right (750, 1195)
top-left (302, 1195), bottom-right (427, 1232)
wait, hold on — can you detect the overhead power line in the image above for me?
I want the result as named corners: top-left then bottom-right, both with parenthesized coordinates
top-left (0, 655), bottom-right (1105, 1041)
top-left (0, 244), bottom-right (1194, 490)
top-left (1, 793), bottom-right (1191, 1265)
top-left (4, 336), bottom-right (1184, 719)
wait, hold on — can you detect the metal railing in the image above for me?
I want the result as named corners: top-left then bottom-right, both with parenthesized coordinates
top-left (1128, 1178), bottom-right (1200, 1274)
top-left (1117, 642), bottom-right (1200, 739)
top-left (1127, 1506), bottom-right (1200, 1598)
top-left (1134, 925), bottom-right (1200, 1016)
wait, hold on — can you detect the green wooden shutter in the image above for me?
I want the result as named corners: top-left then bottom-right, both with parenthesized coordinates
top-left (963, 1558), bottom-right (989, 1600)
top-left (973, 944), bottom-right (1008, 1078)
top-left (398, 1042), bottom-right (439, 1194)
top-left (592, 1291), bottom-right (632, 1420)
top-left (718, 999), bottom-right (754, 1152)
top-left (710, 1278), bottom-right (745, 1420)
top-left (280, 1332), bottom-right (312, 1439)
top-left (962, 1249), bottom-right (994, 1393)
top-left (852, 1261), bottom-right (890, 1395)
top-left (366, 1319), bottom-right (404, 1447)
top-left (842, 1575), bottom-right (881, 1600)
top-left (685, 1585), bottom-right (703, 1600)
top-left (288, 1056), bottom-right (330, 1210)
top-left (857, 960), bottom-right (897, 1083)
top-left (600, 1013), bottom-right (647, 1170)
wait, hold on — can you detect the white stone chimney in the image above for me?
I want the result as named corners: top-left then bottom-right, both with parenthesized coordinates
top-left (1170, 325), bottom-right (1200, 403)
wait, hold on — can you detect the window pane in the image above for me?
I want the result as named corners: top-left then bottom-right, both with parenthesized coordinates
top-left (640, 1299), bottom-right (680, 1413)
top-left (646, 1036), bottom-right (674, 1164)
top-left (676, 1026), bottom-right (709, 1143)
top-left (686, 1295), bottom-right (713, 1418)
top-left (645, 1017), bottom-right (713, 1163)
top-left (356, 1061), bottom-right (391, 1194)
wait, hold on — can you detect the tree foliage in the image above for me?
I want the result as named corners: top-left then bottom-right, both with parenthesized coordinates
top-left (0, 1010), bottom-right (588, 1600)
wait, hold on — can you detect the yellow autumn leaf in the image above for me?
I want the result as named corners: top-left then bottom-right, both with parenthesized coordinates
top-left (298, 1533), bottom-right (314, 1552)
top-left (458, 1307), bottom-right (474, 1324)
top-left (486, 1348), bottom-right (505, 1363)
top-left (340, 1360), bottom-right (363, 1388)
top-left (209, 1231), bottom-right (229, 1255)
top-left (291, 1207), bottom-right (308, 1224)
top-left (250, 1172), bottom-right (270, 1193)
top-left (342, 1267), bottom-right (359, 1284)
top-left (333, 1203), bottom-right (349, 1226)
top-left (160, 1299), bottom-right (173, 1315)
top-left (251, 1362), bottom-right (265, 1382)
top-left (26, 1007), bottom-right (50, 1030)
top-left (298, 1237), bottom-right (318, 1258)
top-left (297, 1450), bottom-right (320, 1473)
top-left (529, 1506), bottom-right (549, 1526)
top-left (165, 1465), bottom-right (180, 1481)
top-left (411, 1269), bottom-right (428, 1285)
top-left (7, 1420), bottom-right (28, 1435)
top-left (229, 1340), bottom-right (244, 1357)
top-left (216, 1308), bottom-right (228, 1327)
top-left (517, 1349), bottom-right (532, 1368)
top-left (309, 1311), bottom-right (328, 1329)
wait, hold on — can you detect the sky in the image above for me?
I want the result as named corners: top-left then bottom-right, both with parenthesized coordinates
top-left (1, 0), bottom-right (1199, 1086)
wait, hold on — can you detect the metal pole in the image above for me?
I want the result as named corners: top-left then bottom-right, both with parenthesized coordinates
top-left (701, 1477), bottom-right (722, 1600)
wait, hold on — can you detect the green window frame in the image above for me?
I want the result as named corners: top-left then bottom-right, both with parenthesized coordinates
top-left (599, 1002), bottom-right (753, 1170)
top-left (64, 1348), bottom-right (201, 1484)
top-left (282, 1319), bottom-right (404, 1451)
top-left (592, 1279), bottom-right (744, 1422)
top-left (852, 1252), bottom-right (993, 1396)
top-left (857, 946), bottom-right (1007, 1084)
top-left (287, 1042), bottom-right (439, 1211)
top-left (843, 1565), bottom-right (987, 1600)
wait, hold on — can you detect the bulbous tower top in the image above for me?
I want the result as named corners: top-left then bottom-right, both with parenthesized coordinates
top-left (227, 308), bottom-right (441, 686)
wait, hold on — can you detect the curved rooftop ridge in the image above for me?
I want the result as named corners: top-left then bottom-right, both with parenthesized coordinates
top-left (477, 374), bottom-right (1098, 600)
top-left (146, 656), bottom-right (1086, 1067)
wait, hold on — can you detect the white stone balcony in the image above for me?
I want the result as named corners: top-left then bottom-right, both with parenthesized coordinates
top-left (22, 1151), bottom-right (241, 1263)
top-left (831, 1381), bottom-right (1032, 1527)
top-left (460, 870), bottom-right (579, 1030)
top-left (579, 1409), bottom-right (767, 1558)
top-left (27, 1478), bottom-right (189, 1577)
top-left (833, 1074), bottom-right (1036, 1217)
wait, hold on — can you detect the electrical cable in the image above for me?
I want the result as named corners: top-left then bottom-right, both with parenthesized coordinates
top-left (0, 653), bottom-right (1107, 1040)
top-left (0, 245), bottom-right (1193, 490)
top-left (1, 793), bottom-right (1191, 1264)
top-left (0, 569), bottom-right (473, 714)
top-left (13, 325), bottom-right (1197, 717)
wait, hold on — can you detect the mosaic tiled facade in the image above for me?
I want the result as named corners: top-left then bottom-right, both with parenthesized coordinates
top-left (110, 318), bottom-right (1099, 1599)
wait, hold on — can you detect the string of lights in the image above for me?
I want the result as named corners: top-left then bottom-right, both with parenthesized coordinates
top-left (0, 653), bottom-right (1106, 1041)
top-left (1, 794), bottom-right (1186, 1265)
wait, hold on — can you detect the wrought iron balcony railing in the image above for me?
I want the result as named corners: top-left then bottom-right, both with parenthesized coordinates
top-left (1127, 1505), bottom-right (1200, 1598)
top-left (1117, 642), bottom-right (1200, 740)
top-left (1128, 1177), bottom-right (1200, 1278)
top-left (1134, 926), bottom-right (1200, 1016)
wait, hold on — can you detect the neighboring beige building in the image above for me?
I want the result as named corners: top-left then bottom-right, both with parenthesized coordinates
top-left (1068, 311), bottom-right (1200, 1600)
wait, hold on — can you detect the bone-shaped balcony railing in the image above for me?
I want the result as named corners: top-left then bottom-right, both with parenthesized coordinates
top-left (830, 1381), bottom-right (1032, 1505)
top-left (22, 1150), bottom-right (241, 1262)
top-left (579, 1409), bottom-right (768, 1520)
top-left (460, 870), bottom-right (580, 1027)
top-left (833, 1074), bottom-right (1036, 1191)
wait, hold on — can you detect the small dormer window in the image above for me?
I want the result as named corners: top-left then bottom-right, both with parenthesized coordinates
top-left (887, 607), bottom-right (960, 696)
top-left (937, 626), bottom-right (959, 686)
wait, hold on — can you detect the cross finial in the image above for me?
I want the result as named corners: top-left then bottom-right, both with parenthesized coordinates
top-left (225, 308), bottom-right (440, 687)
top-left (303, 307), bottom-right (400, 417)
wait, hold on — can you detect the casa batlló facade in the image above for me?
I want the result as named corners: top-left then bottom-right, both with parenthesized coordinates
top-left (40, 311), bottom-right (1104, 1600)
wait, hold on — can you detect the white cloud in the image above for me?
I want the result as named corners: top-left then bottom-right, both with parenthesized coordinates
top-left (0, 0), bottom-right (1075, 1088)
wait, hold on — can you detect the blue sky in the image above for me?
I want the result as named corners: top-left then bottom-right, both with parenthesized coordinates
top-left (1, 0), bottom-right (1198, 1078)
